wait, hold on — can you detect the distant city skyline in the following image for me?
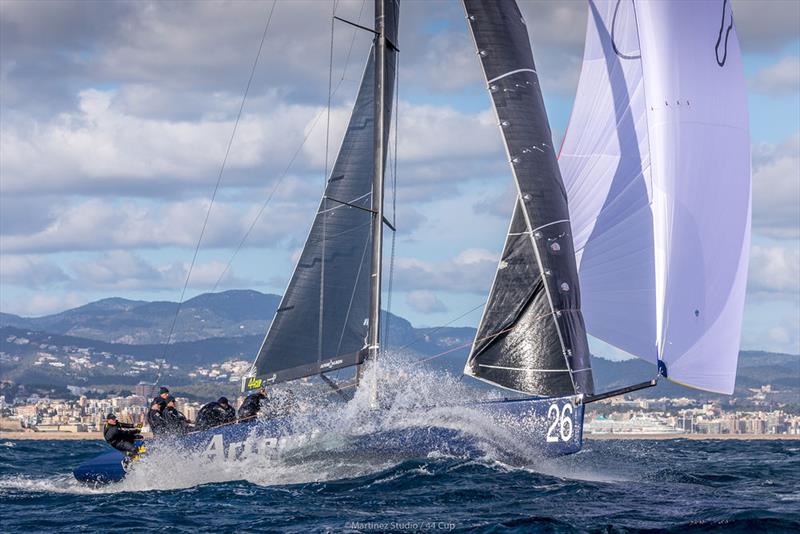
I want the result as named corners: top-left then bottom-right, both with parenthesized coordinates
top-left (1, 0), bottom-right (798, 356)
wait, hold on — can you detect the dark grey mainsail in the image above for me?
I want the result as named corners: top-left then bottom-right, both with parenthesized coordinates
top-left (248, 1), bottom-right (398, 388)
top-left (463, 0), bottom-right (594, 397)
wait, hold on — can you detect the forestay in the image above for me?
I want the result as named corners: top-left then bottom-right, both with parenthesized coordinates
top-left (463, 0), bottom-right (594, 397)
top-left (559, 0), bottom-right (750, 394)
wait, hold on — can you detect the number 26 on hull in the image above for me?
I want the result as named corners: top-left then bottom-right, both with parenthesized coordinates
top-left (546, 402), bottom-right (574, 443)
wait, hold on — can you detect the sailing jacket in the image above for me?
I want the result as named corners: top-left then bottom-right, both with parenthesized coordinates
top-left (237, 393), bottom-right (265, 420)
top-left (163, 406), bottom-right (190, 434)
top-left (195, 402), bottom-right (236, 430)
top-left (103, 422), bottom-right (140, 450)
top-left (147, 408), bottom-right (167, 436)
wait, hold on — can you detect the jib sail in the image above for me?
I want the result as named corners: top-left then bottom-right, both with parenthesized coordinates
top-left (463, 0), bottom-right (594, 397)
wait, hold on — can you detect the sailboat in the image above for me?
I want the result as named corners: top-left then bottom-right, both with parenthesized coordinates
top-left (74, 0), bottom-right (750, 484)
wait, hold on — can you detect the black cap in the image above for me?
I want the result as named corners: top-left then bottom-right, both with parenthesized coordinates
top-left (159, 387), bottom-right (170, 394)
top-left (106, 413), bottom-right (117, 420)
top-left (218, 397), bottom-right (229, 405)
top-left (151, 399), bottom-right (165, 409)
top-left (166, 395), bottom-right (176, 403)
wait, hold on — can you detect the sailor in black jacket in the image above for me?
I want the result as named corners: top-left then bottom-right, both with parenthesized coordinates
top-left (103, 414), bottom-right (141, 454)
top-left (237, 389), bottom-right (267, 421)
top-left (146, 400), bottom-right (167, 437)
top-left (195, 397), bottom-right (236, 430)
top-left (150, 386), bottom-right (170, 410)
top-left (163, 396), bottom-right (191, 435)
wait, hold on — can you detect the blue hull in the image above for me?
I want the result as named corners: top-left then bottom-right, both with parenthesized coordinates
top-left (73, 395), bottom-right (584, 484)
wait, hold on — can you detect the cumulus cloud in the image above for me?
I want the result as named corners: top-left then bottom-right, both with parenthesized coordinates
top-left (741, 306), bottom-right (800, 354)
top-left (748, 245), bottom-right (800, 296)
top-left (1, 89), bottom-right (326, 197)
top-left (751, 55), bottom-right (800, 95)
top-left (0, 255), bottom-right (69, 288)
top-left (393, 248), bottom-right (497, 294)
top-left (69, 251), bottom-right (251, 291)
top-left (752, 132), bottom-right (800, 240)
top-left (405, 290), bottom-right (448, 314)
top-left (732, 0), bottom-right (800, 52)
top-left (0, 197), bottom-right (313, 254)
top-left (2, 292), bottom-right (88, 318)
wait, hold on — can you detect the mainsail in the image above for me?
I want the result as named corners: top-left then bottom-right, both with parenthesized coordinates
top-left (463, 0), bottom-right (594, 397)
top-left (248, 0), bottom-right (399, 387)
top-left (559, 0), bottom-right (750, 394)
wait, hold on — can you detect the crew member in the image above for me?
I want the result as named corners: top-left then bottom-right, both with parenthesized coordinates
top-left (151, 386), bottom-right (170, 408)
top-left (163, 396), bottom-right (191, 435)
top-left (237, 388), bottom-right (267, 421)
top-left (195, 397), bottom-right (236, 430)
top-left (103, 414), bottom-right (142, 455)
top-left (147, 399), bottom-right (167, 437)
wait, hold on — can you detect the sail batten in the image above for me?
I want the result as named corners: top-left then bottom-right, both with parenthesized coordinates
top-left (463, 0), bottom-right (594, 397)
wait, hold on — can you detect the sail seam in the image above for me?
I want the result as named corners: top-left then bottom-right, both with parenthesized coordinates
top-left (487, 68), bottom-right (536, 83)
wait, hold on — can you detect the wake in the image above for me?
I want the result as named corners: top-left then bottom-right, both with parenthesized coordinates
top-left (0, 353), bottom-right (621, 494)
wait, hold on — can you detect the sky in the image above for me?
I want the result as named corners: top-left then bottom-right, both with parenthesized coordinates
top-left (1, 0), bottom-right (798, 357)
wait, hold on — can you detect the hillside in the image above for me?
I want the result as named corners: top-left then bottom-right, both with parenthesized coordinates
top-left (0, 290), bottom-right (281, 344)
top-left (1, 291), bottom-right (797, 402)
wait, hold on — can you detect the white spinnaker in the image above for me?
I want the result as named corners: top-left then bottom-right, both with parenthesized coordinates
top-left (559, 0), bottom-right (657, 364)
top-left (638, 0), bottom-right (750, 394)
top-left (561, 0), bottom-right (750, 394)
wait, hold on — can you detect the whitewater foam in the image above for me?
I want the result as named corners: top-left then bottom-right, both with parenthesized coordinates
top-left (3, 354), bottom-right (577, 494)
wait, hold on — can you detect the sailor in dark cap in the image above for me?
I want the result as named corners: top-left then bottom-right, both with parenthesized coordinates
top-left (150, 386), bottom-right (170, 410)
top-left (195, 397), bottom-right (236, 431)
top-left (103, 414), bottom-right (143, 455)
top-left (163, 396), bottom-right (191, 435)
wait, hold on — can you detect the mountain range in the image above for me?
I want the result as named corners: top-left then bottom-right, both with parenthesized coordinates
top-left (1, 290), bottom-right (797, 402)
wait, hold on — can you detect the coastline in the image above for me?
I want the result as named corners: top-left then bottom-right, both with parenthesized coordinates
top-left (585, 433), bottom-right (799, 440)
top-left (1, 431), bottom-right (798, 441)
top-left (1, 431), bottom-right (153, 440)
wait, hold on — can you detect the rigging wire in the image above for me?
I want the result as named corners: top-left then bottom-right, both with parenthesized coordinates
top-left (159, 0), bottom-right (278, 365)
top-left (211, 0), bottom-right (367, 292)
top-left (318, 0), bottom-right (339, 362)
top-left (392, 300), bottom-right (486, 356)
top-left (382, 49), bottom-right (400, 355)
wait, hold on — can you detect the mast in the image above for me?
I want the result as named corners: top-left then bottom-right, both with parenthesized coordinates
top-left (365, 0), bottom-right (388, 405)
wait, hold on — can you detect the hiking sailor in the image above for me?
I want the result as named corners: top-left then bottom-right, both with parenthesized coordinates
top-left (103, 414), bottom-right (143, 456)
top-left (151, 386), bottom-right (170, 408)
top-left (147, 399), bottom-right (167, 437)
top-left (237, 388), bottom-right (267, 421)
top-left (163, 396), bottom-right (191, 435)
top-left (195, 397), bottom-right (236, 430)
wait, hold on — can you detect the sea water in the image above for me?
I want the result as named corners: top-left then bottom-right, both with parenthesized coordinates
top-left (1, 360), bottom-right (798, 532)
